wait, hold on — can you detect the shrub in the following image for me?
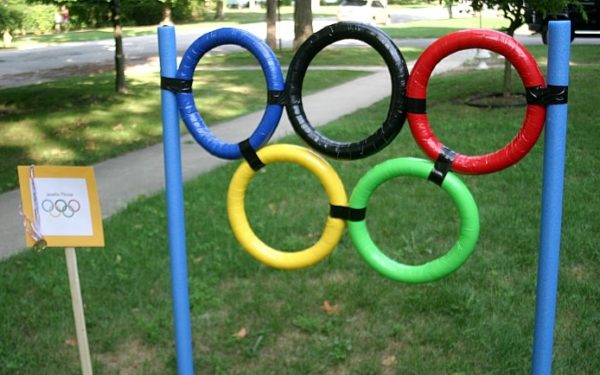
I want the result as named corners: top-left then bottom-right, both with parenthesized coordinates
top-left (0, 4), bottom-right (23, 34)
top-left (172, 0), bottom-right (205, 23)
top-left (121, 0), bottom-right (164, 26)
top-left (20, 4), bottom-right (55, 35)
top-left (68, 3), bottom-right (112, 29)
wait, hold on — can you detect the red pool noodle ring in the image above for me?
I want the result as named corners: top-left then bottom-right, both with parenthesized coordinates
top-left (406, 29), bottom-right (546, 174)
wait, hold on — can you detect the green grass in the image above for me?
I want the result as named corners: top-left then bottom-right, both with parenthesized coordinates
top-left (383, 16), bottom-right (511, 39)
top-left (0, 58), bottom-right (379, 193)
top-left (7, 6), bottom-right (507, 49)
top-left (11, 28), bottom-right (157, 48)
top-left (0, 45), bottom-right (425, 194)
top-left (8, 7), bottom-right (297, 49)
top-left (204, 5), bottom-right (297, 23)
top-left (1, 46), bottom-right (598, 374)
top-left (203, 46), bottom-right (423, 66)
top-left (8, 4), bottom-right (346, 49)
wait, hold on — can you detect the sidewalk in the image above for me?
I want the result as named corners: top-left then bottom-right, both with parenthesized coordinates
top-left (0, 49), bottom-right (475, 260)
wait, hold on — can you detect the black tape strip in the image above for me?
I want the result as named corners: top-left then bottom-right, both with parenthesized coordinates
top-left (405, 97), bottom-right (427, 114)
top-left (428, 146), bottom-right (456, 186)
top-left (526, 85), bottom-right (568, 106)
top-left (161, 77), bottom-right (193, 93)
top-left (239, 139), bottom-right (265, 171)
top-left (329, 205), bottom-right (367, 221)
top-left (268, 90), bottom-right (287, 105)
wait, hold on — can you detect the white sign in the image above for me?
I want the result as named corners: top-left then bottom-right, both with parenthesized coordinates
top-left (33, 178), bottom-right (93, 236)
top-left (18, 165), bottom-right (104, 248)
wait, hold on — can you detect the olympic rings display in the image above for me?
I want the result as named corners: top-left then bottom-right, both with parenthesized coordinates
top-left (347, 158), bottom-right (480, 283)
top-left (176, 28), bottom-right (285, 159)
top-left (227, 144), bottom-right (347, 270)
top-left (406, 29), bottom-right (546, 174)
top-left (175, 26), bottom-right (549, 281)
top-left (41, 198), bottom-right (81, 218)
top-left (285, 22), bottom-right (409, 160)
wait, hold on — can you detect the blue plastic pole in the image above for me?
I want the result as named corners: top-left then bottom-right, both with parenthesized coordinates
top-left (532, 20), bottom-right (571, 375)
top-left (158, 25), bottom-right (195, 375)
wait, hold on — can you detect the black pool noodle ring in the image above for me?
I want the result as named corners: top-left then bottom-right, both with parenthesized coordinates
top-left (285, 22), bottom-right (409, 160)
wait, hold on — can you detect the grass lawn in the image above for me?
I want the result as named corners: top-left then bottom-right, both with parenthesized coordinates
top-left (382, 16), bottom-right (510, 39)
top-left (7, 7), bottom-right (297, 49)
top-left (1, 44), bottom-right (422, 194)
top-left (6, 5), bottom-right (507, 49)
top-left (203, 45), bottom-right (423, 67)
top-left (0, 46), bottom-right (598, 373)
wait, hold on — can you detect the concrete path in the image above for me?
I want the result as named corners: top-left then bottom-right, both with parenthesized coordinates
top-left (0, 49), bottom-right (475, 260)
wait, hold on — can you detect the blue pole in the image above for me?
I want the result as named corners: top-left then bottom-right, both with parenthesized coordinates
top-left (158, 26), bottom-right (195, 375)
top-left (532, 21), bottom-right (571, 375)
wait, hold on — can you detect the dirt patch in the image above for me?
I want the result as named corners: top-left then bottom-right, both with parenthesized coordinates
top-left (96, 338), bottom-right (165, 375)
top-left (465, 92), bottom-right (527, 108)
top-left (307, 270), bottom-right (355, 288)
top-left (267, 329), bottom-right (308, 357)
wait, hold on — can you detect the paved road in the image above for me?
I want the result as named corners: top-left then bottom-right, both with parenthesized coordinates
top-left (0, 18), bottom-right (332, 88)
top-left (1, 7), bottom-right (599, 89)
top-left (0, 8), bottom-right (551, 89)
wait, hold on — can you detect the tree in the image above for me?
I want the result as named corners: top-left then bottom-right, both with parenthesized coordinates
top-left (293, 0), bottom-right (312, 50)
top-left (21, 0), bottom-right (127, 93)
top-left (0, 5), bottom-right (22, 48)
top-left (442, 0), bottom-right (455, 19)
top-left (110, 0), bottom-right (127, 93)
top-left (471, 0), bottom-right (571, 96)
top-left (159, 0), bottom-right (174, 24)
top-left (215, 0), bottom-right (225, 20)
top-left (266, 0), bottom-right (277, 49)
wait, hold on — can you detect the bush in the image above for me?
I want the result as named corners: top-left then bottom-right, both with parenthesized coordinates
top-left (121, 0), bottom-right (164, 26)
top-left (68, 3), bottom-right (112, 29)
top-left (2, 0), bottom-right (206, 36)
top-left (0, 3), bottom-right (56, 36)
top-left (19, 4), bottom-right (55, 35)
top-left (172, 0), bottom-right (205, 23)
top-left (0, 5), bottom-right (23, 34)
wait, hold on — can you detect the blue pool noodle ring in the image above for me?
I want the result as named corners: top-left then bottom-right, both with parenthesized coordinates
top-left (176, 28), bottom-right (284, 159)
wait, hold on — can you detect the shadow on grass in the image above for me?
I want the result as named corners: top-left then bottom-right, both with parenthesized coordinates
top-left (0, 76), bottom-right (122, 115)
top-left (13, 29), bottom-right (160, 47)
top-left (382, 26), bottom-right (475, 39)
top-left (0, 75), bottom-right (161, 190)
top-left (0, 68), bottom-right (304, 193)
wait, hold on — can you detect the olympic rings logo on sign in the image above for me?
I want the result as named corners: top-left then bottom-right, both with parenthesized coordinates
top-left (41, 199), bottom-right (81, 218)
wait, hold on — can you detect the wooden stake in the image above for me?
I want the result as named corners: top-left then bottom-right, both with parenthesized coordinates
top-left (65, 247), bottom-right (93, 375)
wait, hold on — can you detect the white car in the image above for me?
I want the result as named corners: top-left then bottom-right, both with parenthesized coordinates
top-left (227, 0), bottom-right (249, 8)
top-left (336, 0), bottom-right (390, 25)
top-left (226, 0), bottom-right (266, 8)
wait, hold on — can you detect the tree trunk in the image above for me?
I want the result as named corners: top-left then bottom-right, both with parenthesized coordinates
top-left (110, 0), bottom-right (127, 94)
top-left (162, 2), bottom-right (173, 25)
top-left (502, 59), bottom-right (512, 97)
top-left (266, 0), bottom-right (277, 50)
top-left (502, 21), bottom-right (520, 97)
top-left (215, 0), bottom-right (225, 20)
top-left (446, 0), bottom-right (453, 19)
top-left (2, 31), bottom-right (13, 48)
top-left (293, 0), bottom-right (313, 50)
